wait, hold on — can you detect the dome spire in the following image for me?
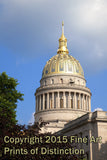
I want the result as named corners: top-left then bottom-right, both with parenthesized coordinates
top-left (57, 21), bottom-right (69, 54)
top-left (62, 21), bottom-right (64, 34)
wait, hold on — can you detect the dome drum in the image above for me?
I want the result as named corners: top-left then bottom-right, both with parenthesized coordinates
top-left (40, 74), bottom-right (86, 88)
top-left (35, 89), bottom-right (91, 114)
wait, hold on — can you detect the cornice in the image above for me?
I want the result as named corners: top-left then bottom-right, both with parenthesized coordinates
top-left (35, 84), bottom-right (91, 95)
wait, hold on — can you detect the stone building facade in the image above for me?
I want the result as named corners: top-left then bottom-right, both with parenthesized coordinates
top-left (34, 23), bottom-right (107, 160)
top-left (56, 111), bottom-right (107, 160)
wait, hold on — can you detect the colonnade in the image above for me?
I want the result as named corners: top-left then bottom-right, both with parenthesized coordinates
top-left (36, 92), bottom-right (91, 112)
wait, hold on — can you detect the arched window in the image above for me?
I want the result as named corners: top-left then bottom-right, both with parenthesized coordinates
top-left (81, 94), bottom-right (83, 109)
top-left (70, 79), bottom-right (74, 84)
top-left (60, 78), bottom-right (63, 84)
top-left (77, 94), bottom-right (80, 109)
top-left (49, 93), bottom-right (52, 109)
top-left (60, 98), bottom-right (63, 108)
top-left (41, 95), bottom-right (43, 110)
top-left (71, 93), bottom-right (73, 108)
top-left (50, 99), bottom-right (52, 108)
top-left (77, 100), bottom-right (80, 109)
top-left (45, 94), bottom-right (47, 109)
top-left (45, 80), bottom-right (47, 86)
top-left (70, 78), bottom-right (73, 82)
top-left (78, 80), bottom-right (80, 85)
top-left (71, 99), bottom-right (73, 108)
top-left (52, 79), bottom-right (54, 84)
top-left (38, 96), bottom-right (40, 111)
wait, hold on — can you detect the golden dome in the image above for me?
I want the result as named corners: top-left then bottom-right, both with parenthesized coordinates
top-left (42, 54), bottom-right (84, 78)
top-left (42, 22), bottom-right (84, 78)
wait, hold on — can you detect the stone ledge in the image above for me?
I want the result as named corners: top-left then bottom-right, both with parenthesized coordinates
top-left (35, 85), bottom-right (91, 95)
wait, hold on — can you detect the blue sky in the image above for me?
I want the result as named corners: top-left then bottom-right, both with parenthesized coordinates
top-left (0, 0), bottom-right (107, 125)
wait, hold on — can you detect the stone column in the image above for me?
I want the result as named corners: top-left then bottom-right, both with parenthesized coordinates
top-left (79, 93), bottom-right (81, 109)
top-left (38, 96), bottom-right (39, 111)
top-left (84, 95), bottom-right (85, 110)
top-left (73, 93), bottom-right (74, 109)
top-left (74, 92), bottom-right (76, 109)
top-left (43, 94), bottom-right (45, 110)
top-left (68, 92), bottom-right (71, 108)
top-left (63, 92), bottom-right (66, 108)
top-left (89, 129), bottom-right (93, 160)
top-left (71, 93), bottom-right (73, 109)
top-left (36, 96), bottom-right (38, 112)
top-left (87, 96), bottom-right (88, 111)
top-left (40, 95), bottom-right (41, 111)
top-left (47, 93), bottom-right (49, 110)
top-left (82, 94), bottom-right (84, 110)
top-left (52, 92), bottom-right (54, 108)
top-left (81, 94), bottom-right (83, 110)
top-left (57, 92), bottom-right (60, 108)
top-left (89, 96), bottom-right (91, 112)
top-left (86, 95), bottom-right (87, 111)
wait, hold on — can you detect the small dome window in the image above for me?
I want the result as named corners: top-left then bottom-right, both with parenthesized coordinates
top-left (52, 79), bottom-right (54, 84)
top-left (45, 70), bottom-right (48, 74)
top-left (51, 63), bottom-right (55, 72)
top-left (78, 80), bottom-right (80, 85)
top-left (45, 80), bottom-right (47, 86)
top-left (60, 78), bottom-right (63, 84)
top-left (69, 79), bottom-right (74, 84)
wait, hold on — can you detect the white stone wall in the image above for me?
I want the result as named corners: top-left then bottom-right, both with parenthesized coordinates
top-left (35, 109), bottom-right (88, 133)
top-left (56, 111), bottom-right (107, 160)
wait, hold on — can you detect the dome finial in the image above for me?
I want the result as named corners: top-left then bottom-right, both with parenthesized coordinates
top-left (57, 21), bottom-right (69, 54)
top-left (62, 21), bottom-right (64, 34)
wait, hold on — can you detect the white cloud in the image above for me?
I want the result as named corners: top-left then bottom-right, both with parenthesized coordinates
top-left (28, 112), bottom-right (35, 125)
top-left (0, 0), bottom-right (107, 73)
top-left (94, 108), bottom-right (103, 111)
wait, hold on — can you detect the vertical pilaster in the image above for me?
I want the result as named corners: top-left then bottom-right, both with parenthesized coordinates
top-left (89, 129), bottom-right (93, 160)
